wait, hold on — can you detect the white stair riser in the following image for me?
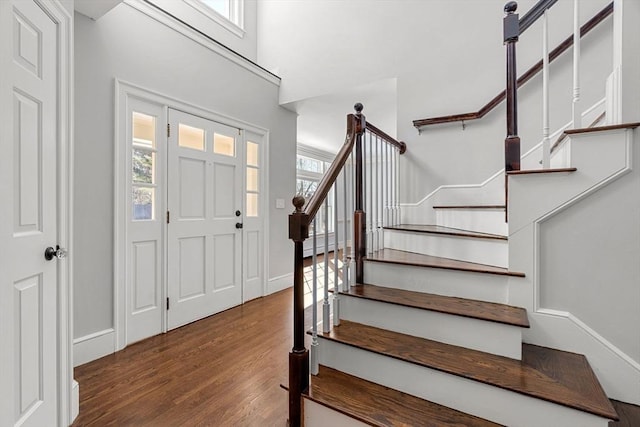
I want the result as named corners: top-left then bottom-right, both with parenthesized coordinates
top-left (304, 399), bottom-right (368, 427)
top-left (340, 296), bottom-right (522, 359)
top-left (436, 209), bottom-right (507, 236)
top-left (317, 338), bottom-right (610, 427)
top-left (384, 230), bottom-right (508, 268)
top-left (364, 261), bottom-right (510, 304)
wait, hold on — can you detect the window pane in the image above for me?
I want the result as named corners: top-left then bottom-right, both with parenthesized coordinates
top-left (133, 187), bottom-right (154, 220)
top-left (214, 132), bottom-right (235, 156)
top-left (201, 0), bottom-right (229, 18)
top-left (132, 148), bottom-right (154, 184)
top-left (179, 123), bottom-right (205, 151)
top-left (133, 112), bottom-right (155, 147)
top-left (247, 141), bottom-right (258, 166)
top-left (297, 155), bottom-right (323, 173)
top-left (296, 179), bottom-right (318, 199)
top-left (246, 193), bottom-right (258, 217)
top-left (246, 167), bottom-right (258, 192)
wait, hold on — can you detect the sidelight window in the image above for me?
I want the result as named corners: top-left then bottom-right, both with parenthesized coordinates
top-left (132, 112), bottom-right (157, 220)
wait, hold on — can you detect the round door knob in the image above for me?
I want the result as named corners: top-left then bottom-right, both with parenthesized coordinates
top-left (44, 245), bottom-right (67, 261)
top-left (235, 222), bottom-right (243, 229)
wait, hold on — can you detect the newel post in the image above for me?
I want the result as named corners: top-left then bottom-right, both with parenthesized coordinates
top-left (288, 195), bottom-right (309, 427)
top-left (352, 103), bottom-right (367, 283)
top-left (504, 1), bottom-right (521, 172)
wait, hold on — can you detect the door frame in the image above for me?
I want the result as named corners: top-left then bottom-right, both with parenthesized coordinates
top-left (114, 80), bottom-right (269, 351)
top-left (0, 0), bottom-right (74, 424)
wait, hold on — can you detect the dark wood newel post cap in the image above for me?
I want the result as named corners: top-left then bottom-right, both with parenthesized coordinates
top-left (292, 195), bottom-right (305, 213)
top-left (354, 103), bottom-right (364, 114)
top-left (504, 1), bottom-right (517, 14)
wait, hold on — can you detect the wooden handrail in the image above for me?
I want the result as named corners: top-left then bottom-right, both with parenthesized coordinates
top-left (365, 121), bottom-right (407, 154)
top-left (519, 0), bottom-right (558, 33)
top-left (413, 2), bottom-right (613, 129)
top-left (303, 112), bottom-right (364, 222)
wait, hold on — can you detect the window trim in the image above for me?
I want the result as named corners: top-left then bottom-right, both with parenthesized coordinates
top-left (183, 0), bottom-right (245, 38)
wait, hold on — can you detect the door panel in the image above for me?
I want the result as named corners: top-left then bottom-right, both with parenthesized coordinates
top-left (1, 0), bottom-right (59, 425)
top-left (167, 109), bottom-right (242, 329)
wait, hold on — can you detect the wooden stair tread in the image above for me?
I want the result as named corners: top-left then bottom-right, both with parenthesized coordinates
top-left (323, 320), bottom-right (618, 420)
top-left (305, 365), bottom-right (504, 427)
top-left (384, 224), bottom-right (507, 240)
top-left (432, 204), bottom-right (505, 210)
top-left (342, 284), bottom-right (529, 327)
top-left (564, 122), bottom-right (640, 135)
top-left (367, 249), bottom-right (525, 277)
top-left (610, 400), bottom-right (640, 426)
top-left (507, 167), bottom-right (577, 175)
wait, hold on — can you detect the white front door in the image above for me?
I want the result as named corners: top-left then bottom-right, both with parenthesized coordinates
top-left (0, 0), bottom-right (60, 425)
top-left (167, 109), bottom-right (243, 329)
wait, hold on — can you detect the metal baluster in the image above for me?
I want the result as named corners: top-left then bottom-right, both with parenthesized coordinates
top-left (542, 9), bottom-right (551, 168)
top-left (333, 184), bottom-right (340, 326)
top-left (310, 218), bottom-right (319, 375)
top-left (385, 142), bottom-right (390, 227)
top-left (323, 198), bottom-right (330, 333)
top-left (371, 133), bottom-right (377, 252)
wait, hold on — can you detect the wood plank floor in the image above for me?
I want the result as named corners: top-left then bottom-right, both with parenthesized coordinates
top-left (72, 289), bottom-right (298, 426)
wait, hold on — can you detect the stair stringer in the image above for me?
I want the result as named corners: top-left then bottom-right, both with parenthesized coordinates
top-left (507, 126), bottom-right (640, 404)
top-left (400, 98), bottom-right (606, 230)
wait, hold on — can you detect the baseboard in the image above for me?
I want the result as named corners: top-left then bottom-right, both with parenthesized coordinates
top-left (71, 380), bottom-right (79, 422)
top-left (267, 273), bottom-right (293, 295)
top-left (526, 311), bottom-right (640, 405)
top-left (73, 328), bottom-right (116, 367)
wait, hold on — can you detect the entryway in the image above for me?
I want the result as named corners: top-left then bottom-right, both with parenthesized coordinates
top-left (117, 85), bottom-right (267, 348)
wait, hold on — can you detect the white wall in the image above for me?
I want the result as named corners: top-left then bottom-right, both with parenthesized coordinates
top-left (539, 160), bottom-right (640, 362)
top-left (258, 0), bottom-right (614, 201)
top-left (74, 3), bottom-right (296, 340)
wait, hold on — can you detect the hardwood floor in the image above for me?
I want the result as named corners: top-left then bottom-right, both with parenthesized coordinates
top-left (73, 289), bottom-right (297, 426)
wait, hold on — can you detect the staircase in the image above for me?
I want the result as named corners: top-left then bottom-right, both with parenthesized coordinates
top-left (297, 121), bottom-right (640, 426)
top-left (304, 228), bottom-right (616, 426)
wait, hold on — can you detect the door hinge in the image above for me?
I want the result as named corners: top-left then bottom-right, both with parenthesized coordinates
top-left (166, 210), bottom-right (170, 224)
top-left (167, 123), bottom-right (170, 137)
top-left (166, 297), bottom-right (170, 310)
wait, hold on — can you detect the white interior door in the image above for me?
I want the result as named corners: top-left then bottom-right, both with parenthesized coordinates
top-left (167, 109), bottom-right (243, 329)
top-left (243, 131), bottom-right (265, 302)
top-left (0, 0), bottom-right (59, 424)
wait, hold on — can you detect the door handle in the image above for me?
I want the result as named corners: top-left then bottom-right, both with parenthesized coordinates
top-left (44, 245), bottom-right (67, 261)
top-left (235, 222), bottom-right (243, 229)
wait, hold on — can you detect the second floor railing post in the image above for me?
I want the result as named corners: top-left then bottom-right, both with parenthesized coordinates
top-left (504, 1), bottom-right (521, 172)
top-left (353, 103), bottom-right (366, 283)
top-left (288, 195), bottom-right (309, 427)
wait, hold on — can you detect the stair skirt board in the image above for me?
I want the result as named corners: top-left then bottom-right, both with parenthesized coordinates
top-left (340, 295), bottom-right (523, 359)
top-left (364, 261), bottom-right (510, 304)
top-left (435, 209), bottom-right (508, 236)
top-left (316, 338), bottom-right (611, 427)
top-left (384, 229), bottom-right (508, 268)
top-left (304, 399), bottom-right (369, 427)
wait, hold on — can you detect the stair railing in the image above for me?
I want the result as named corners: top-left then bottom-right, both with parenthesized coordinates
top-left (288, 103), bottom-right (405, 427)
top-left (503, 0), bottom-right (614, 171)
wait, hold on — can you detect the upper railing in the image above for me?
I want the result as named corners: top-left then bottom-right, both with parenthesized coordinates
top-left (287, 104), bottom-right (405, 427)
top-left (412, 1), bottom-right (613, 130)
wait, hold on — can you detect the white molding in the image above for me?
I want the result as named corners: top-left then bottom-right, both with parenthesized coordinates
top-left (73, 329), bottom-right (116, 366)
top-left (123, 0), bottom-right (279, 86)
top-left (38, 0), bottom-right (76, 424)
top-left (71, 380), bottom-right (79, 422)
top-left (183, 0), bottom-right (245, 38)
top-left (297, 143), bottom-right (337, 163)
top-left (536, 309), bottom-right (640, 372)
top-left (267, 273), bottom-right (293, 295)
